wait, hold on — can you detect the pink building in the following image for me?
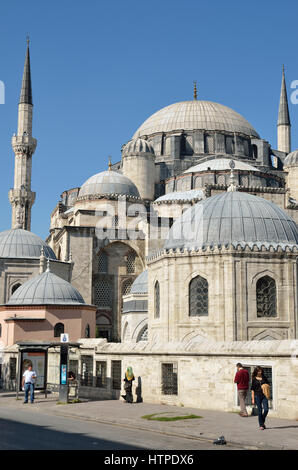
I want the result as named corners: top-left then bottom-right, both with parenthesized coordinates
top-left (0, 268), bottom-right (97, 347)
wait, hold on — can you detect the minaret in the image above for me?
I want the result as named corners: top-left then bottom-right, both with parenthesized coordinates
top-left (9, 38), bottom-right (37, 231)
top-left (277, 65), bottom-right (291, 154)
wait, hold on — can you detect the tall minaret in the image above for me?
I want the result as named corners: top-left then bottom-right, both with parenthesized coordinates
top-left (277, 65), bottom-right (291, 154)
top-left (9, 38), bottom-right (37, 230)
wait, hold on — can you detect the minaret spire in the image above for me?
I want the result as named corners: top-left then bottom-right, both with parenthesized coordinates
top-left (9, 39), bottom-right (37, 231)
top-left (277, 65), bottom-right (291, 153)
top-left (19, 37), bottom-right (33, 106)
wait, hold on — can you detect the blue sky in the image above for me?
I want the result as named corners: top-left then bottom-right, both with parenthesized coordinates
top-left (0, 0), bottom-right (297, 239)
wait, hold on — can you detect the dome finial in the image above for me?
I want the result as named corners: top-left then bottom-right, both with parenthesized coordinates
top-left (227, 160), bottom-right (237, 192)
top-left (108, 156), bottom-right (112, 171)
top-left (193, 81), bottom-right (198, 100)
top-left (46, 258), bottom-right (50, 272)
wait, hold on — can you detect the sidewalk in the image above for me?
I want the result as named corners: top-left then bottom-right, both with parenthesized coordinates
top-left (1, 392), bottom-right (297, 450)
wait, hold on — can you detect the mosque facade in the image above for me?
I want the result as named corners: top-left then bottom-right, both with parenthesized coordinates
top-left (0, 43), bottom-right (298, 419)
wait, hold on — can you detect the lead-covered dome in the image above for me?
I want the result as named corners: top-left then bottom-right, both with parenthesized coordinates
top-left (284, 150), bottom-right (298, 168)
top-left (165, 191), bottom-right (298, 252)
top-left (123, 138), bottom-right (155, 156)
top-left (133, 101), bottom-right (260, 139)
top-left (78, 170), bottom-right (140, 198)
top-left (184, 158), bottom-right (260, 174)
top-left (7, 269), bottom-right (85, 305)
top-left (130, 270), bottom-right (148, 294)
top-left (0, 229), bottom-right (56, 259)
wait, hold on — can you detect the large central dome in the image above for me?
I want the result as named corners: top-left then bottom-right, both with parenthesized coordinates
top-left (133, 100), bottom-right (259, 139)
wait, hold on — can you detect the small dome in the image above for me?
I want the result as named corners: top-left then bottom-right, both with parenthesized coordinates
top-left (7, 269), bottom-right (85, 305)
top-left (130, 270), bottom-right (148, 294)
top-left (184, 158), bottom-right (260, 174)
top-left (123, 138), bottom-right (155, 156)
top-left (284, 150), bottom-right (298, 168)
top-left (165, 191), bottom-right (298, 252)
top-left (133, 101), bottom-right (259, 139)
top-left (78, 170), bottom-right (140, 198)
top-left (0, 229), bottom-right (56, 259)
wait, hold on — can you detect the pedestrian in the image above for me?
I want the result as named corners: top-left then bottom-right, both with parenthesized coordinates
top-left (234, 363), bottom-right (249, 417)
top-left (22, 365), bottom-right (37, 404)
top-left (122, 366), bottom-right (135, 403)
top-left (251, 366), bottom-right (270, 430)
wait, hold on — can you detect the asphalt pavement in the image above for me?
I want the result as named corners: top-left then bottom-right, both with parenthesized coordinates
top-left (0, 391), bottom-right (297, 450)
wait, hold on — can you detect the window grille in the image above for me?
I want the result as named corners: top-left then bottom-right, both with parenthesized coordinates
top-left (226, 136), bottom-right (235, 154)
top-left (217, 174), bottom-right (226, 185)
top-left (69, 360), bottom-right (78, 380)
top-left (94, 280), bottom-right (112, 307)
top-left (126, 251), bottom-right (136, 274)
top-left (122, 279), bottom-right (133, 296)
top-left (162, 363), bottom-right (178, 395)
top-left (80, 356), bottom-right (93, 387)
top-left (54, 323), bottom-right (64, 337)
top-left (205, 134), bottom-right (214, 153)
top-left (189, 275), bottom-right (208, 316)
top-left (112, 215), bottom-right (119, 228)
top-left (10, 358), bottom-right (17, 381)
top-left (98, 251), bottom-right (108, 273)
top-left (237, 365), bottom-right (273, 407)
top-left (111, 360), bottom-right (122, 390)
top-left (256, 276), bottom-right (277, 317)
top-left (240, 175), bottom-right (249, 187)
top-left (154, 281), bottom-right (160, 318)
top-left (137, 325), bottom-right (148, 342)
top-left (96, 361), bottom-right (107, 388)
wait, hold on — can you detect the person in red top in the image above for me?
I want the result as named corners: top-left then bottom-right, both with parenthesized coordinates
top-left (234, 363), bottom-right (249, 417)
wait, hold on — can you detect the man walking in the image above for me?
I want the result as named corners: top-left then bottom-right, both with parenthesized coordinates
top-left (234, 363), bottom-right (249, 417)
top-left (22, 365), bottom-right (37, 404)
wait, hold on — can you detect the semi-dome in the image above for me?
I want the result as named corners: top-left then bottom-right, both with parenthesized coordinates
top-left (154, 189), bottom-right (205, 204)
top-left (78, 170), bottom-right (140, 198)
top-left (130, 270), bottom-right (148, 294)
top-left (165, 191), bottom-right (298, 252)
top-left (0, 229), bottom-right (56, 259)
top-left (284, 150), bottom-right (298, 168)
top-left (133, 101), bottom-right (260, 139)
top-left (184, 158), bottom-right (260, 174)
top-left (7, 269), bottom-right (85, 305)
top-left (123, 138), bottom-right (155, 156)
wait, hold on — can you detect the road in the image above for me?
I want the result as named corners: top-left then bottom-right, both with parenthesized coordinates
top-left (0, 404), bottom-right (242, 451)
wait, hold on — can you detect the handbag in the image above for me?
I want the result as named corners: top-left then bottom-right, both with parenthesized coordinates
top-left (261, 383), bottom-right (270, 399)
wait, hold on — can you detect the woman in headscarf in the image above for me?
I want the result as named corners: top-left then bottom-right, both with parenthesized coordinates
top-left (122, 366), bottom-right (135, 403)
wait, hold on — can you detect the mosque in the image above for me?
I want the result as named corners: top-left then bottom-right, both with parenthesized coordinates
top-left (0, 42), bottom-right (298, 418)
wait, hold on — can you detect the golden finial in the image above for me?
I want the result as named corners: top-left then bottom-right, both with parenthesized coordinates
top-left (26, 35), bottom-right (30, 46)
top-left (193, 81), bottom-right (198, 100)
top-left (108, 156), bottom-right (112, 171)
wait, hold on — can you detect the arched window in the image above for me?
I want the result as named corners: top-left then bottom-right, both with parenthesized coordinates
top-left (54, 323), bottom-right (65, 337)
top-left (94, 280), bottom-right (112, 307)
top-left (154, 281), bottom-right (160, 319)
top-left (256, 276), bottom-right (277, 317)
top-left (252, 144), bottom-right (258, 159)
top-left (98, 250), bottom-right (108, 273)
top-left (85, 324), bottom-right (90, 338)
top-left (11, 283), bottom-right (21, 295)
top-left (204, 134), bottom-right (214, 153)
top-left (126, 251), bottom-right (136, 274)
top-left (137, 325), bottom-right (148, 342)
top-left (189, 275), bottom-right (208, 316)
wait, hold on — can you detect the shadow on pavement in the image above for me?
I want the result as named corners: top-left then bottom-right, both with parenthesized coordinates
top-left (0, 416), bottom-right (146, 450)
